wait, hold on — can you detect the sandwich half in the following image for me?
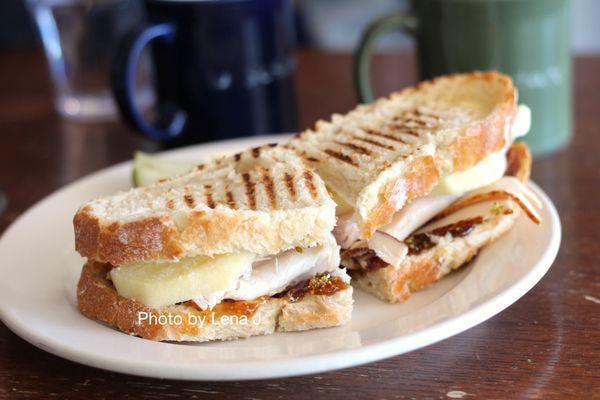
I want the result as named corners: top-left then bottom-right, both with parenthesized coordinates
top-left (289, 71), bottom-right (542, 303)
top-left (74, 144), bottom-right (352, 342)
top-left (344, 142), bottom-right (540, 302)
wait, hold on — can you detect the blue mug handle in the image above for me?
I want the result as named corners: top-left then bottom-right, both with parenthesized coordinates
top-left (112, 23), bottom-right (187, 142)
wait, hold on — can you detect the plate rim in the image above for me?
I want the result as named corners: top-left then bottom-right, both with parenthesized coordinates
top-left (0, 136), bottom-right (561, 381)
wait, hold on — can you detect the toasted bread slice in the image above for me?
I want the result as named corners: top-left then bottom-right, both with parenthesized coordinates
top-left (77, 262), bottom-right (353, 342)
top-left (347, 211), bottom-right (518, 303)
top-left (74, 145), bottom-right (336, 265)
top-left (289, 71), bottom-right (518, 237)
top-left (347, 142), bottom-right (534, 303)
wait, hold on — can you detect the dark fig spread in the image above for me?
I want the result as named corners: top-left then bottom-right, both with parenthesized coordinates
top-left (277, 272), bottom-right (349, 303)
top-left (405, 216), bottom-right (484, 255)
top-left (186, 297), bottom-right (265, 317)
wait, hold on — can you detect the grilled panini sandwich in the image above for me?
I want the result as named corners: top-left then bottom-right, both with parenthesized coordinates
top-left (289, 71), bottom-right (542, 302)
top-left (74, 145), bottom-right (352, 341)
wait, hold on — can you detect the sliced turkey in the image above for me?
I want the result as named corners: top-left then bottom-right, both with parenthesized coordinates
top-left (367, 231), bottom-right (408, 267)
top-left (377, 193), bottom-right (461, 242)
top-left (191, 238), bottom-right (342, 310)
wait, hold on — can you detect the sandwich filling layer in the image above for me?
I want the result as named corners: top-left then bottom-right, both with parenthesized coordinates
top-left (109, 234), bottom-right (347, 310)
top-left (335, 105), bottom-right (538, 269)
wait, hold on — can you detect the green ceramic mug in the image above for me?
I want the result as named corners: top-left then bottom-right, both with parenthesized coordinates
top-left (355, 0), bottom-right (572, 157)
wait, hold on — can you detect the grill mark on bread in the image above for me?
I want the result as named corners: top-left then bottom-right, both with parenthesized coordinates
top-left (353, 135), bottom-right (395, 150)
top-left (260, 169), bottom-right (277, 209)
top-left (303, 170), bottom-right (318, 199)
top-left (323, 149), bottom-right (358, 167)
top-left (242, 173), bottom-right (257, 210)
top-left (166, 199), bottom-right (175, 209)
top-left (183, 194), bottom-right (196, 208)
top-left (365, 128), bottom-right (406, 144)
top-left (389, 122), bottom-right (421, 136)
top-left (388, 109), bottom-right (442, 135)
top-left (413, 108), bottom-right (441, 120)
top-left (335, 141), bottom-right (372, 156)
top-left (225, 188), bottom-right (236, 209)
top-left (400, 109), bottom-right (442, 126)
top-left (234, 153), bottom-right (242, 162)
top-left (284, 172), bottom-right (297, 200)
top-left (395, 109), bottom-right (423, 118)
top-left (251, 147), bottom-right (261, 158)
top-left (403, 115), bottom-right (434, 126)
top-left (196, 164), bottom-right (205, 171)
top-left (403, 129), bottom-right (420, 137)
top-left (405, 117), bottom-right (428, 126)
top-left (203, 185), bottom-right (216, 209)
top-left (305, 156), bottom-right (320, 162)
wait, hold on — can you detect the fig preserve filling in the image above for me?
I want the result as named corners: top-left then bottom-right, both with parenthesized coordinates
top-left (405, 216), bottom-right (484, 256)
top-left (185, 298), bottom-right (266, 317)
top-left (276, 272), bottom-right (349, 303)
top-left (185, 272), bottom-right (349, 315)
top-left (345, 216), bottom-right (486, 274)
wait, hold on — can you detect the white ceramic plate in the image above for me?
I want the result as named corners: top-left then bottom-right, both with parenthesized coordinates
top-left (0, 135), bottom-right (561, 381)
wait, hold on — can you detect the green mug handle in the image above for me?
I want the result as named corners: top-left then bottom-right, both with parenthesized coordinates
top-left (355, 12), bottom-right (418, 103)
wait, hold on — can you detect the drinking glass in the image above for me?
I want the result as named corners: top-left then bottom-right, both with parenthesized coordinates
top-left (26, 0), bottom-right (154, 122)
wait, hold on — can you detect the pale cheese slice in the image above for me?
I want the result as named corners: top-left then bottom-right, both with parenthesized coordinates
top-left (431, 151), bottom-right (507, 196)
top-left (110, 252), bottom-right (254, 308)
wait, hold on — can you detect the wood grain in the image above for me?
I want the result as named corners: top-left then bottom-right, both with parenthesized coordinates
top-left (0, 49), bottom-right (598, 399)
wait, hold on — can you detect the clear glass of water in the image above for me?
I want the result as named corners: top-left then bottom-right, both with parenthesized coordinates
top-left (26, 0), bottom-right (154, 122)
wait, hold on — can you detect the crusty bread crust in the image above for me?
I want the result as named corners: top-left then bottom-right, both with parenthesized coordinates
top-left (74, 205), bottom-right (335, 266)
top-left (74, 145), bottom-right (336, 265)
top-left (350, 212), bottom-right (517, 303)
top-left (365, 155), bottom-right (440, 238)
top-left (290, 71), bottom-right (518, 237)
top-left (77, 262), bottom-right (353, 342)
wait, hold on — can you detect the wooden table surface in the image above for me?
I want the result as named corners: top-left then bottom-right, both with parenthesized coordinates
top-left (0, 50), bottom-right (598, 399)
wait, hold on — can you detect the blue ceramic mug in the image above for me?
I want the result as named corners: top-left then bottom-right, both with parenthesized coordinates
top-left (112, 0), bottom-right (297, 144)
